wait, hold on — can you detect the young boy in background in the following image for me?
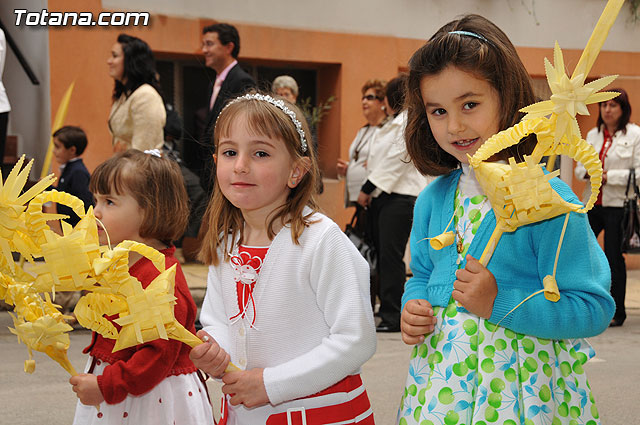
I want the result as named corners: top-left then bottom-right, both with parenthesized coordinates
top-left (52, 125), bottom-right (93, 226)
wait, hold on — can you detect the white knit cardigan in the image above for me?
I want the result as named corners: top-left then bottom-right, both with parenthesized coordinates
top-left (199, 210), bottom-right (377, 411)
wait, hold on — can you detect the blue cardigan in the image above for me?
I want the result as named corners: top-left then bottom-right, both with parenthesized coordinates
top-left (402, 168), bottom-right (615, 339)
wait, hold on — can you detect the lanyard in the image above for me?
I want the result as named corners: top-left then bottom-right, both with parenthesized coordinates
top-left (596, 128), bottom-right (614, 205)
top-left (352, 125), bottom-right (374, 162)
top-left (599, 127), bottom-right (614, 165)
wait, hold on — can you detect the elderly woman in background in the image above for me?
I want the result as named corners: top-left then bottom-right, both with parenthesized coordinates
top-left (357, 74), bottom-right (430, 332)
top-left (575, 88), bottom-right (640, 327)
top-left (337, 79), bottom-right (388, 205)
top-left (107, 34), bottom-right (165, 152)
top-left (272, 75), bottom-right (299, 104)
top-left (272, 74), bottom-right (318, 149)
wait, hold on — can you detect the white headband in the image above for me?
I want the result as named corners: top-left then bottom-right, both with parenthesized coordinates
top-left (219, 93), bottom-right (308, 153)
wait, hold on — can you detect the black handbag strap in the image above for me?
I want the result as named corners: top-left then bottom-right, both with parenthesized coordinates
top-left (349, 209), bottom-right (359, 227)
top-left (625, 168), bottom-right (640, 199)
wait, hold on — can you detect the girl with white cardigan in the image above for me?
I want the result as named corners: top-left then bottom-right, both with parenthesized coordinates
top-left (190, 93), bottom-right (377, 425)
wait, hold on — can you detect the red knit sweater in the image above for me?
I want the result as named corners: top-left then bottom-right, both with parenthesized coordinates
top-left (83, 246), bottom-right (199, 404)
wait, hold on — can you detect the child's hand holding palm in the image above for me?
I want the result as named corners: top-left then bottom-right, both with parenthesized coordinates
top-left (223, 368), bottom-right (269, 408)
top-left (189, 330), bottom-right (231, 378)
top-left (453, 255), bottom-right (497, 319)
top-left (69, 374), bottom-right (104, 406)
top-left (190, 331), bottom-right (269, 408)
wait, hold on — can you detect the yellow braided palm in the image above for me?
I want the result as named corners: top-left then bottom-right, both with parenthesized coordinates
top-left (0, 156), bottom-right (56, 269)
top-left (469, 0), bottom-right (623, 267)
top-left (0, 159), bottom-right (234, 375)
top-left (74, 292), bottom-right (127, 339)
top-left (25, 190), bottom-right (86, 247)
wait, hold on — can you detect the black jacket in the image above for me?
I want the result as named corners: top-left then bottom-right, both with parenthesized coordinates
top-left (199, 64), bottom-right (256, 191)
top-left (56, 158), bottom-right (93, 226)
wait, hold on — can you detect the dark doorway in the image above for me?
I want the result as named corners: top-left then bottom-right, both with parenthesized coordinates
top-left (254, 66), bottom-right (318, 106)
top-left (155, 58), bottom-right (329, 175)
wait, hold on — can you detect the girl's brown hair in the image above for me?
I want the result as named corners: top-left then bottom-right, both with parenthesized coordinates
top-left (198, 93), bottom-right (320, 265)
top-left (90, 149), bottom-right (189, 243)
top-left (405, 14), bottom-right (537, 176)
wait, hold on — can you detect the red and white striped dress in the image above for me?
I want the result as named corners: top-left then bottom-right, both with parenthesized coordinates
top-left (217, 245), bottom-right (374, 425)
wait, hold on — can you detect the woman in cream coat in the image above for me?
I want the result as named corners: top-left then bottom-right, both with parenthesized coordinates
top-left (574, 88), bottom-right (640, 327)
top-left (107, 34), bottom-right (165, 152)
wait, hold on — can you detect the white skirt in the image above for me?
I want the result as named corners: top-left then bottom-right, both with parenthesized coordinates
top-left (72, 357), bottom-right (214, 425)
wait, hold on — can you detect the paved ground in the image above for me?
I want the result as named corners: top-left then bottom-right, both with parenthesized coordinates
top-left (1, 258), bottom-right (639, 424)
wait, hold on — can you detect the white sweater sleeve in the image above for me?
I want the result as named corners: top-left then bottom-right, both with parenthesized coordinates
top-left (199, 265), bottom-right (232, 354)
top-left (262, 225), bottom-right (377, 405)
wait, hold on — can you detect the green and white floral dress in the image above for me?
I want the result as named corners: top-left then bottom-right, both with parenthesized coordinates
top-left (397, 167), bottom-right (601, 425)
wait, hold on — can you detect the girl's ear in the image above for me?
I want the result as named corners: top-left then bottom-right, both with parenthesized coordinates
top-left (212, 154), bottom-right (217, 165)
top-left (288, 157), bottom-right (311, 189)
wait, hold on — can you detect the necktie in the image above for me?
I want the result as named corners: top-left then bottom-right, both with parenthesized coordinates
top-left (209, 78), bottom-right (223, 111)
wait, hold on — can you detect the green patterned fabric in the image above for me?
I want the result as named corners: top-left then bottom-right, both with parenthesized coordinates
top-left (452, 187), bottom-right (487, 260)
top-left (397, 187), bottom-right (601, 425)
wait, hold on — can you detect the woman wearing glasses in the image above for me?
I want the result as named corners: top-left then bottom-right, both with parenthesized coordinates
top-left (337, 79), bottom-right (389, 206)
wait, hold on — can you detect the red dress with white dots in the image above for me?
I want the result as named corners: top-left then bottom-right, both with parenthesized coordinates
top-left (72, 247), bottom-right (214, 425)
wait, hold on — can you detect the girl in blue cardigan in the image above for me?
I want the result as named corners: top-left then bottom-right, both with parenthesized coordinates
top-left (397, 15), bottom-right (615, 425)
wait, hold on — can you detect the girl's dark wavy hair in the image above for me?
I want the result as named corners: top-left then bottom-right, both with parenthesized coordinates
top-left (405, 14), bottom-right (538, 176)
top-left (112, 34), bottom-right (162, 100)
top-left (596, 88), bottom-right (631, 135)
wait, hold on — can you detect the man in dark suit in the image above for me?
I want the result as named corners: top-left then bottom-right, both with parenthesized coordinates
top-left (199, 23), bottom-right (256, 193)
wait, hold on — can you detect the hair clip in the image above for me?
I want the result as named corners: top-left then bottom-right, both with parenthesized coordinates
top-left (219, 93), bottom-right (308, 153)
top-left (143, 149), bottom-right (162, 158)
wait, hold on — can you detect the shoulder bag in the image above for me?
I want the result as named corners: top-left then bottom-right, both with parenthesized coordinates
top-left (621, 168), bottom-right (640, 253)
top-left (344, 207), bottom-right (377, 272)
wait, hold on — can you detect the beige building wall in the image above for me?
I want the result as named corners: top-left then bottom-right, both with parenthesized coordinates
top-left (103, 0), bottom-right (640, 52)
